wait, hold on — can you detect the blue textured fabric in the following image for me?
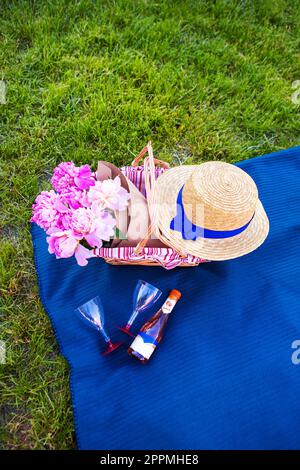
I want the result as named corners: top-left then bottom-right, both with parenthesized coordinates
top-left (31, 146), bottom-right (300, 450)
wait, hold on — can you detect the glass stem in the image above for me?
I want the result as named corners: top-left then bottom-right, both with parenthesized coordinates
top-left (100, 328), bottom-right (111, 343)
top-left (128, 309), bottom-right (139, 326)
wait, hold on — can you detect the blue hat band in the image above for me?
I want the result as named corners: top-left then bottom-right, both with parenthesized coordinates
top-left (170, 186), bottom-right (255, 241)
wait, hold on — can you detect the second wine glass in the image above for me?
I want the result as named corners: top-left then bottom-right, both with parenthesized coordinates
top-left (117, 280), bottom-right (162, 337)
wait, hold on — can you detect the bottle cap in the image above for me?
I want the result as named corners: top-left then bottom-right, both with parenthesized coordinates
top-left (169, 289), bottom-right (182, 301)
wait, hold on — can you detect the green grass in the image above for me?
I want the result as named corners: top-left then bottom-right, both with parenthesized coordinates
top-left (0, 0), bottom-right (299, 449)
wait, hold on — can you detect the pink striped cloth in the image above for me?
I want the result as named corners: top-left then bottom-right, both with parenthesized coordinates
top-left (94, 246), bottom-right (205, 270)
top-left (120, 165), bottom-right (165, 197)
top-left (95, 165), bottom-right (207, 269)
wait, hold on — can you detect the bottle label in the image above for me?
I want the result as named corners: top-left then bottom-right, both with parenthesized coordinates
top-left (130, 332), bottom-right (158, 360)
top-left (161, 297), bottom-right (177, 315)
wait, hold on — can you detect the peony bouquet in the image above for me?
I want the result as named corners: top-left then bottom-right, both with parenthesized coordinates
top-left (31, 162), bottom-right (130, 266)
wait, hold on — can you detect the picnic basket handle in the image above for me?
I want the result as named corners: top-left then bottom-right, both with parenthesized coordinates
top-left (133, 142), bottom-right (169, 254)
top-left (131, 145), bottom-right (170, 169)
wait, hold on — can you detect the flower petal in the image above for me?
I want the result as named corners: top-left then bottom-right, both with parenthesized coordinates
top-left (74, 244), bottom-right (94, 266)
top-left (85, 232), bottom-right (103, 248)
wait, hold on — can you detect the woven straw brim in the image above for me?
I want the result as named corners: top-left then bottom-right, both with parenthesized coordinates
top-left (152, 166), bottom-right (269, 261)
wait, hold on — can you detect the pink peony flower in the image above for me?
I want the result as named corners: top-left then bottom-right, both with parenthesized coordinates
top-left (69, 207), bottom-right (96, 237)
top-left (61, 187), bottom-right (89, 209)
top-left (51, 162), bottom-right (95, 193)
top-left (87, 176), bottom-right (130, 212)
top-left (46, 230), bottom-right (94, 266)
top-left (74, 164), bottom-right (95, 190)
top-left (69, 207), bottom-right (116, 248)
top-left (47, 230), bottom-right (79, 258)
top-left (31, 190), bottom-right (70, 231)
top-left (32, 162), bottom-right (124, 267)
top-left (92, 209), bottom-right (116, 244)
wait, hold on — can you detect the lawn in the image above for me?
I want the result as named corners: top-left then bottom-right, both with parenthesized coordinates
top-left (0, 0), bottom-right (299, 449)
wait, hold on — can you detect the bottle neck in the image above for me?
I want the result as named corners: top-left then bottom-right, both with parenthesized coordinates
top-left (140, 295), bottom-right (178, 334)
top-left (160, 296), bottom-right (178, 315)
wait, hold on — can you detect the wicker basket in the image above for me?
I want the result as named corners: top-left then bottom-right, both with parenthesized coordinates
top-left (94, 142), bottom-right (207, 269)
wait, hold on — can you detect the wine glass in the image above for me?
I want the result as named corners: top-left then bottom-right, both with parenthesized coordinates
top-left (75, 296), bottom-right (123, 356)
top-left (117, 280), bottom-right (162, 337)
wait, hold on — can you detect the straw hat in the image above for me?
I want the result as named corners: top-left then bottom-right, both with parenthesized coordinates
top-left (151, 161), bottom-right (269, 261)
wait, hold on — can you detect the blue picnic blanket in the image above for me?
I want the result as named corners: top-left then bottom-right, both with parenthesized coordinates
top-left (31, 146), bottom-right (300, 450)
